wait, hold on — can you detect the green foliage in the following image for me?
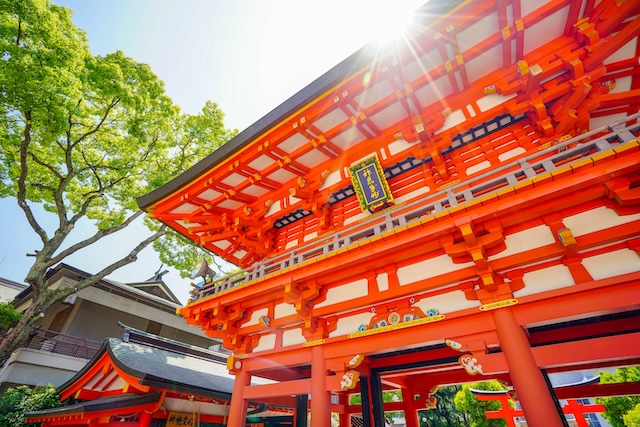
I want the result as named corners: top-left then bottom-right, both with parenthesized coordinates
top-left (0, 301), bottom-right (21, 331)
top-left (454, 381), bottom-right (508, 427)
top-left (624, 403), bottom-right (640, 427)
top-left (0, 0), bottom-right (235, 363)
top-left (418, 385), bottom-right (469, 427)
top-left (0, 384), bottom-right (63, 427)
top-left (596, 366), bottom-right (640, 427)
top-left (348, 390), bottom-right (404, 424)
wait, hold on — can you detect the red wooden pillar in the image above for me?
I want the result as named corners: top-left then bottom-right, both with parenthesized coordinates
top-left (311, 346), bottom-right (332, 427)
top-left (562, 400), bottom-right (606, 427)
top-left (481, 394), bottom-right (521, 427)
top-left (401, 388), bottom-right (419, 427)
top-left (227, 368), bottom-right (252, 427)
top-left (338, 394), bottom-right (349, 426)
top-left (492, 308), bottom-right (565, 427)
top-left (137, 411), bottom-right (152, 427)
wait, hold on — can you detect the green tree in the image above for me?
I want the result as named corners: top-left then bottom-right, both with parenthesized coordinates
top-left (596, 366), bottom-right (640, 427)
top-left (0, 384), bottom-right (63, 427)
top-left (624, 403), bottom-right (640, 427)
top-left (0, 0), bottom-right (234, 364)
top-left (419, 385), bottom-right (470, 427)
top-left (349, 390), bottom-right (403, 424)
top-left (454, 381), bottom-right (508, 427)
top-left (0, 301), bottom-right (22, 333)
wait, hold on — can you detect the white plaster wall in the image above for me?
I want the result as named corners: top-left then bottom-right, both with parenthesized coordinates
top-left (329, 313), bottom-right (375, 338)
top-left (582, 249), bottom-right (640, 280)
top-left (498, 146), bottom-right (526, 162)
top-left (264, 200), bottom-right (282, 218)
top-left (388, 138), bottom-right (413, 156)
top-left (0, 286), bottom-right (21, 302)
top-left (435, 109), bottom-right (466, 135)
top-left (516, 264), bottom-right (575, 298)
top-left (304, 231), bottom-right (318, 242)
top-left (244, 308), bottom-right (269, 327)
top-left (476, 92), bottom-right (517, 113)
top-left (253, 333), bottom-right (276, 352)
top-left (319, 170), bottom-right (342, 191)
top-left (397, 255), bottom-right (474, 285)
top-left (413, 290), bottom-right (481, 314)
top-left (563, 206), bottom-right (640, 237)
top-left (466, 160), bottom-right (491, 176)
top-left (315, 279), bottom-right (368, 309)
top-left (376, 272), bottom-right (389, 292)
top-left (282, 328), bottom-right (306, 347)
top-left (274, 303), bottom-right (297, 319)
top-left (489, 224), bottom-right (556, 260)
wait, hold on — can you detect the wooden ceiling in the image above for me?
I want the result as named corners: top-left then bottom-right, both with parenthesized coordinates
top-left (139, 0), bottom-right (640, 267)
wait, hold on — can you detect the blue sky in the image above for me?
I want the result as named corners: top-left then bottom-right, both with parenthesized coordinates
top-left (0, 0), bottom-right (425, 304)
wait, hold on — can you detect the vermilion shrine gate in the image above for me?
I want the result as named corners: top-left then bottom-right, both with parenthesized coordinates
top-left (138, 0), bottom-right (640, 426)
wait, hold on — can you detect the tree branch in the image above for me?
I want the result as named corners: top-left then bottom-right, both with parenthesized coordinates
top-left (16, 19), bottom-right (21, 46)
top-left (28, 152), bottom-right (64, 181)
top-left (73, 97), bottom-right (120, 146)
top-left (55, 225), bottom-right (167, 296)
top-left (47, 210), bottom-right (145, 267)
top-left (17, 111), bottom-right (48, 244)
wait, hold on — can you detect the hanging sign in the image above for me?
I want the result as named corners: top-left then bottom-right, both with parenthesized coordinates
top-left (348, 154), bottom-right (393, 212)
top-left (167, 412), bottom-right (196, 427)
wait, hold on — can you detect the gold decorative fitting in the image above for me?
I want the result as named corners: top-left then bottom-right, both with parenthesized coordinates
top-left (502, 26), bottom-right (511, 40)
top-left (340, 371), bottom-right (360, 391)
top-left (516, 60), bottom-right (529, 76)
top-left (445, 60), bottom-right (453, 72)
top-left (557, 228), bottom-right (577, 246)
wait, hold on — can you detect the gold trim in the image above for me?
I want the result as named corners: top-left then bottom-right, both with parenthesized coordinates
top-left (479, 299), bottom-right (518, 311)
top-left (347, 315), bottom-right (445, 338)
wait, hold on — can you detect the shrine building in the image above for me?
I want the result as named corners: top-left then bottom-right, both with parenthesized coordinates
top-left (137, 0), bottom-right (640, 426)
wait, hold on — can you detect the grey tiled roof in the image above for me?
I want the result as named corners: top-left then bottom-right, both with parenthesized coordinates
top-left (26, 393), bottom-right (162, 417)
top-left (107, 337), bottom-right (236, 399)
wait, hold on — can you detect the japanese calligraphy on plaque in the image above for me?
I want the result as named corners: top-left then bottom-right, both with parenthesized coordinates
top-left (167, 412), bottom-right (195, 427)
top-left (348, 155), bottom-right (393, 212)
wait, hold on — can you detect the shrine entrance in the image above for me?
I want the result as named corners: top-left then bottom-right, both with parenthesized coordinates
top-left (136, 0), bottom-right (640, 425)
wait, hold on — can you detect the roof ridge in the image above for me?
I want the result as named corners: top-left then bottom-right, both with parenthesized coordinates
top-left (118, 322), bottom-right (228, 363)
